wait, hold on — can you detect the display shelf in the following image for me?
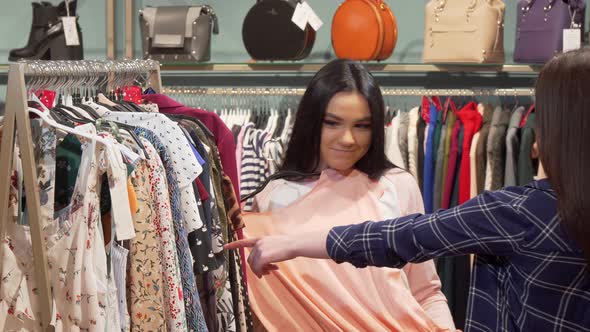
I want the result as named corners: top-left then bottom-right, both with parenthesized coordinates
top-left (158, 62), bottom-right (542, 74)
top-left (0, 62), bottom-right (542, 74)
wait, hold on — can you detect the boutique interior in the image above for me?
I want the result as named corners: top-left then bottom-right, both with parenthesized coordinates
top-left (0, 0), bottom-right (586, 331)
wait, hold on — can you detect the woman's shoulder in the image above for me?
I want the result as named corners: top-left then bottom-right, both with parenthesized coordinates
top-left (380, 168), bottom-right (419, 189)
top-left (379, 168), bottom-right (424, 215)
top-left (253, 178), bottom-right (314, 212)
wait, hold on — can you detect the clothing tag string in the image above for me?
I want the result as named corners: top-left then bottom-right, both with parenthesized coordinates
top-left (569, 8), bottom-right (578, 28)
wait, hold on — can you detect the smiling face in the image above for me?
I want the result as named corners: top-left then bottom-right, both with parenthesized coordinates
top-left (318, 91), bottom-right (372, 175)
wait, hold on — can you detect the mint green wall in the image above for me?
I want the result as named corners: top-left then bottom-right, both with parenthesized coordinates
top-left (0, 0), bottom-right (107, 61)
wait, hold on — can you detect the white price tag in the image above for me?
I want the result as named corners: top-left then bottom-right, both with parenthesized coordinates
top-left (291, 3), bottom-right (308, 31)
top-left (563, 29), bottom-right (581, 52)
top-left (61, 16), bottom-right (80, 46)
top-left (301, 2), bottom-right (323, 31)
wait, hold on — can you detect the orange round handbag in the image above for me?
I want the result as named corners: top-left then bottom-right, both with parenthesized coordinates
top-left (331, 0), bottom-right (397, 61)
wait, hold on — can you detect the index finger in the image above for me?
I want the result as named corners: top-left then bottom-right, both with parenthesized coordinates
top-left (224, 238), bottom-right (259, 250)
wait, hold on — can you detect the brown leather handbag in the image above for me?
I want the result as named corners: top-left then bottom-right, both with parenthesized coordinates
top-left (331, 0), bottom-right (397, 61)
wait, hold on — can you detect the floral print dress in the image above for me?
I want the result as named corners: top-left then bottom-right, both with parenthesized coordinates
top-left (120, 134), bottom-right (188, 331)
top-left (0, 121), bottom-right (130, 331)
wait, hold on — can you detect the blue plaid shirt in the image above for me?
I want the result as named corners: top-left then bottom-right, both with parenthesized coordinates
top-left (327, 180), bottom-right (590, 332)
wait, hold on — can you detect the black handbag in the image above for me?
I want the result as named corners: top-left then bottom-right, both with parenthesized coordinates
top-left (242, 0), bottom-right (315, 61)
top-left (140, 5), bottom-right (218, 62)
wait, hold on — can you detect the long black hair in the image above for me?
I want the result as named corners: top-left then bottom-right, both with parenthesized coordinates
top-left (536, 47), bottom-right (590, 264)
top-left (280, 59), bottom-right (395, 179)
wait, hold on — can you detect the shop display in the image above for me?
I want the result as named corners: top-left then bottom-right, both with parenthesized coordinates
top-left (8, 0), bottom-right (83, 61)
top-left (242, 0), bottom-right (315, 61)
top-left (140, 5), bottom-right (219, 62)
top-left (0, 60), bottom-right (253, 331)
top-left (331, 0), bottom-right (397, 61)
top-left (514, 0), bottom-right (585, 63)
top-left (423, 0), bottom-right (505, 63)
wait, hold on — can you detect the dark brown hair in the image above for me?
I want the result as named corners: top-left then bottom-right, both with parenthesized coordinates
top-left (280, 59), bottom-right (395, 179)
top-left (535, 47), bottom-right (590, 263)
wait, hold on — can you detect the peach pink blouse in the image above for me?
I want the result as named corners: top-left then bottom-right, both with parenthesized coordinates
top-left (245, 169), bottom-right (455, 331)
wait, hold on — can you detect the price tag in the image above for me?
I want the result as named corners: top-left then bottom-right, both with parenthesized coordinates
top-left (61, 16), bottom-right (80, 46)
top-left (291, 3), bottom-right (308, 31)
top-left (563, 28), bottom-right (581, 52)
top-left (301, 2), bottom-right (323, 31)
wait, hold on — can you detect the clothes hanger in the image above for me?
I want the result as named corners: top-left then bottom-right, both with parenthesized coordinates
top-left (94, 119), bottom-right (149, 160)
top-left (28, 106), bottom-right (116, 148)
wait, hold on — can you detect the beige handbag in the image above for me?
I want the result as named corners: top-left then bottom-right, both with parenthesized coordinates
top-left (423, 0), bottom-right (505, 63)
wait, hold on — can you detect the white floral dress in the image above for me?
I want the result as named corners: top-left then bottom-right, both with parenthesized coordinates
top-left (0, 121), bottom-right (130, 331)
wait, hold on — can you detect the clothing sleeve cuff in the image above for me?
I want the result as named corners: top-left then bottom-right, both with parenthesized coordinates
top-left (326, 221), bottom-right (403, 268)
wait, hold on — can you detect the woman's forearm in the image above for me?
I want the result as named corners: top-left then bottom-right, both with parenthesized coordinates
top-left (292, 229), bottom-right (331, 260)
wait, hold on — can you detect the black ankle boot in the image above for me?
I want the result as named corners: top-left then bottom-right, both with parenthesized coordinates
top-left (9, 2), bottom-right (57, 61)
top-left (8, 0), bottom-right (83, 61)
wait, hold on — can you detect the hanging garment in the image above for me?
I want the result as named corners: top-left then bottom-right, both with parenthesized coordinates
top-left (469, 103), bottom-right (487, 198)
top-left (417, 110), bottom-right (427, 190)
top-left (441, 118), bottom-right (462, 209)
top-left (176, 119), bottom-right (223, 272)
top-left (432, 108), bottom-right (444, 172)
top-left (407, 107), bottom-right (421, 180)
top-left (451, 126), bottom-right (464, 208)
top-left (207, 121), bottom-right (253, 331)
top-left (440, 108), bottom-right (456, 207)
top-left (245, 169), bottom-right (453, 332)
top-left (134, 128), bottom-right (208, 332)
top-left (398, 111), bottom-right (410, 169)
top-left (236, 123), bottom-right (253, 190)
top-left (188, 122), bottom-right (241, 332)
top-left (140, 137), bottom-right (188, 331)
top-left (475, 104), bottom-right (493, 194)
top-left (0, 121), bottom-right (130, 331)
top-left (456, 102), bottom-right (482, 204)
top-left (104, 111), bottom-right (204, 233)
top-left (433, 105), bottom-right (449, 211)
top-left (142, 94), bottom-right (240, 200)
top-left (469, 129), bottom-right (480, 199)
top-left (517, 113), bottom-right (537, 185)
top-left (127, 153), bottom-right (166, 331)
top-left (240, 127), bottom-right (271, 211)
top-left (444, 124), bottom-right (470, 330)
top-left (486, 107), bottom-right (512, 190)
top-left (504, 107), bottom-right (525, 187)
top-left (385, 112), bottom-right (405, 167)
top-left (423, 103), bottom-right (438, 212)
top-left (111, 242), bottom-right (130, 331)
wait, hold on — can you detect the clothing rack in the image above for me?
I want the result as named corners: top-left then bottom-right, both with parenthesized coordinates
top-left (163, 87), bottom-right (535, 96)
top-left (0, 59), bottom-right (161, 331)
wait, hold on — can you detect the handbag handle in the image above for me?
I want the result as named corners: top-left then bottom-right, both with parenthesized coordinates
top-left (434, 0), bottom-right (482, 19)
top-left (522, 0), bottom-right (585, 13)
top-left (201, 5), bottom-right (219, 34)
top-left (435, 0), bottom-right (480, 11)
top-left (256, 0), bottom-right (302, 5)
top-left (522, 0), bottom-right (556, 12)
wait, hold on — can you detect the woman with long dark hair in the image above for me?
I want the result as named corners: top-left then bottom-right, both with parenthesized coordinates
top-left (230, 50), bottom-right (590, 331)
top-left (243, 59), bottom-right (456, 331)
